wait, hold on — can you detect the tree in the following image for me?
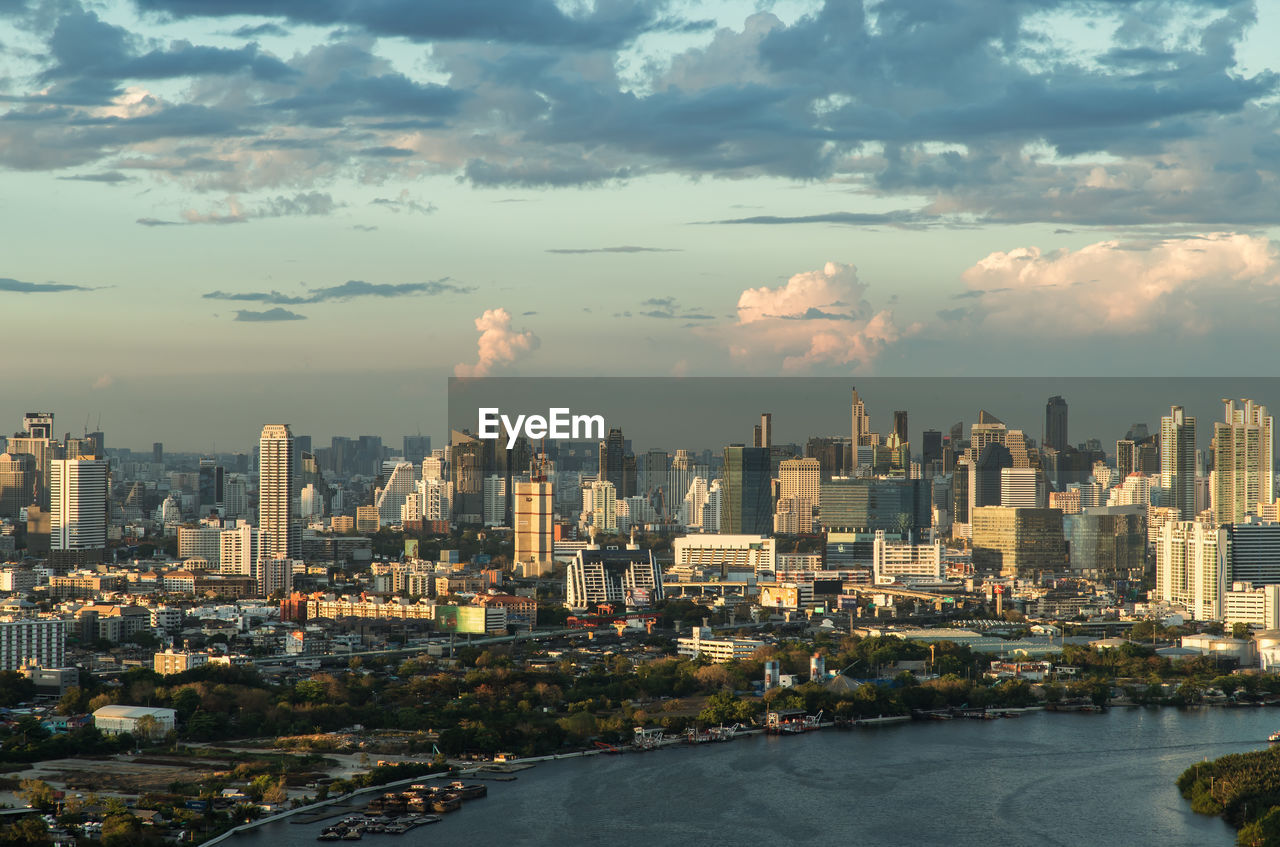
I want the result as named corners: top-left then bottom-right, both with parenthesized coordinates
top-left (133, 713), bottom-right (160, 742)
top-left (1232, 622), bottom-right (1252, 641)
top-left (18, 779), bottom-right (56, 811)
top-left (0, 818), bottom-right (52, 846)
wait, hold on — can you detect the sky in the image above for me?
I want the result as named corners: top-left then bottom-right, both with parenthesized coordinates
top-left (2, 0), bottom-right (1279, 450)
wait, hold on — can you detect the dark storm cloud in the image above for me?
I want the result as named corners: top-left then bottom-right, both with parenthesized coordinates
top-left (0, 276), bottom-right (95, 293)
top-left (133, 0), bottom-right (702, 49)
top-left (204, 278), bottom-right (472, 305)
top-left (547, 246), bottom-right (681, 254)
top-left (0, 0), bottom-right (1275, 225)
top-left (232, 307), bottom-right (306, 321)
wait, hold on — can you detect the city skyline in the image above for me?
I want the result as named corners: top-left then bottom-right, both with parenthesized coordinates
top-left (3, 1), bottom-right (1280, 446)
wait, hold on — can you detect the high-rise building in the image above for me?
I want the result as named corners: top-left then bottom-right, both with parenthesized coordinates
top-left (22, 413), bottom-right (54, 440)
top-left (722, 445), bottom-right (772, 535)
top-left (1000, 467), bottom-right (1045, 508)
top-left (1161, 406), bottom-right (1197, 520)
top-left (223, 475), bottom-right (248, 520)
top-left (514, 479), bottom-right (553, 576)
top-left (259, 424), bottom-right (296, 562)
top-left (754, 413), bottom-right (773, 449)
top-left (892, 411), bottom-right (909, 447)
top-left (152, 442), bottom-right (164, 465)
top-left (198, 457), bottom-right (224, 517)
top-left (599, 428), bottom-right (626, 495)
top-left (1044, 396), bottom-right (1068, 451)
top-left (7, 434), bottom-right (51, 510)
top-left (0, 618), bottom-right (65, 671)
top-left (973, 443), bottom-right (1013, 508)
top-left (376, 462), bottom-right (416, 524)
top-left (779, 458), bottom-right (821, 499)
top-left (483, 474), bottom-right (508, 527)
top-left (1116, 440), bottom-right (1136, 475)
top-left (922, 430), bottom-right (943, 477)
top-left (0, 452), bottom-right (34, 519)
top-left (851, 387), bottom-right (871, 446)
top-left (1064, 505), bottom-right (1146, 580)
top-left (971, 506), bottom-right (1067, 577)
top-left (49, 457), bottom-right (108, 568)
top-left (450, 430), bottom-right (484, 525)
top-left (403, 435), bottom-right (432, 465)
top-left (1212, 399), bottom-right (1273, 526)
top-left (952, 458), bottom-right (972, 527)
top-left (586, 479), bottom-right (617, 532)
top-left (1156, 520), bottom-right (1227, 621)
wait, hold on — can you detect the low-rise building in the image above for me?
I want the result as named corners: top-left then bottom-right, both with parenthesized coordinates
top-left (92, 705), bottom-right (176, 738)
top-left (676, 626), bottom-right (764, 663)
top-left (154, 650), bottom-right (209, 675)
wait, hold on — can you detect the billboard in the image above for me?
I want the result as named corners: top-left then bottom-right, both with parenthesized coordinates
top-left (624, 587), bottom-right (652, 608)
top-left (404, 539), bottom-right (419, 559)
top-left (435, 605), bottom-right (487, 634)
top-left (760, 584), bottom-right (800, 609)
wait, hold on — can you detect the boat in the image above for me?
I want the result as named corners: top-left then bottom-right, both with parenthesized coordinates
top-left (317, 833), bottom-right (340, 842)
top-left (341, 832), bottom-right (363, 842)
top-left (448, 781), bottom-right (488, 800)
top-left (431, 793), bottom-right (463, 813)
top-left (1267, 730), bottom-right (1280, 743)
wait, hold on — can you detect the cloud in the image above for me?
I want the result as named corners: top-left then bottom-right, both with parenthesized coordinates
top-left (547, 245), bottom-right (681, 254)
top-left (952, 232), bottom-right (1280, 337)
top-left (727, 262), bottom-right (901, 371)
top-left (91, 373), bottom-right (113, 389)
top-left (138, 192), bottom-right (340, 226)
top-left (0, 276), bottom-right (95, 293)
top-left (454, 308), bottom-right (539, 377)
top-left (56, 171), bottom-right (132, 183)
top-left (204, 278), bottom-right (470, 306)
top-left (232, 307), bottom-right (306, 321)
top-left (635, 296), bottom-right (715, 320)
top-left (370, 191), bottom-right (436, 215)
top-left (702, 210), bottom-right (937, 228)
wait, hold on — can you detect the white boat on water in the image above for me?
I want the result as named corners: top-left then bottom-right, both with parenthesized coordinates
top-left (1269, 730), bottom-right (1280, 743)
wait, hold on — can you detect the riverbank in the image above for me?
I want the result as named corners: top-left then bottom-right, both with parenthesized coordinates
top-left (224, 709), bottom-right (1248, 847)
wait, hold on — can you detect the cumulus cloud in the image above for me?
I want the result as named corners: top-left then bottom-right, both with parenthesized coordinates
top-left (370, 191), bottom-right (436, 214)
top-left (954, 233), bottom-right (1280, 336)
top-left (728, 262), bottom-right (901, 371)
top-left (454, 308), bottom-right (539, 377)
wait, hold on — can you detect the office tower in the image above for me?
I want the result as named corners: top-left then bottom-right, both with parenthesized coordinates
top-left (779, 458), bottom-right (821, 499)
top-left (804, 436), bottom-right (851, 480)
top-left (177, 525), bottom-right (222, 566)
top-left (892, 411), bottom-right (909, 447)
top-left (754, 413), bottom-right (773, 449)
top-left (0, 618), bottom-right (66, 672)
top-left (7, 434), bottom-right (51, 510)
top-left (423, 477), bottom-right (451, 522)
top-left (973, 443), bottom-right (1013, 508)
top-left (357, 435), bottom-right (383, 476)
top-left (1161, 406), bottom-right (1197, 520)
top-left (87, 431), bottom-right (104, 459)
top-left (23, 413), bottom-right (54, 440)
top-left (300, 484), bottom-right (324, 520)
top-left (450, 430), bottom-right (484, 524)
top-left (953, 458), bottom-right (972, 525)
top-left (703, 479), bottom-right (723, 532)
top-left (152, 442), bottom-right (164, 464)
top-left (259, 424), bottom-right (296, 562)
top-left (722, 445), bottom-right (772, 535)
top-left (483, 474), bottom-right (507, 527)
top-left (922, 430), bottom-right (942, 476)
top-left (1064, 505), bottom-right (1146, 580)
top-left (1156, 520), bottom-right (1227, 621)
top-left (403, 435), bottom-right (432, 464)
top-left (0, 452), bottom-right (34, 519)
top-left (258, 556), bottom-right (293, 598)
top-left (514, 479), bottom-right (553, 576)
top-left (1001, 467), bottom-right (1045, 508)
top-left (1044, 396), bottom-right (1068, 451)
top-left (599, 427), bottom-right (626, 494)
top-left (970, 507), bottom-right (1067, 577)
top-left (223, 475), bottom-right (248, 520)
top-left (50, 457), bottom-right (108, 568)
top-left (638, 449), bottom-right (670, 516)
top-left (818, 477), bottom-right (930, 535)
top-left (851, 387), bottom-right (871, 446)
top-left (376, 461), bottom-right (416, 524)
top-left (621, 452), bottom-right (637, 499)
top-left (1212, 399), bottom-right (1274, 526)
top-left (1116, 440), bottom-right (1136, 476)
top-left (1227, 521), bottom-right (1280, 584)
top-left (423, 456), bottom-right (445, 481)
top-left (197, 457), bottom-right (224, 516)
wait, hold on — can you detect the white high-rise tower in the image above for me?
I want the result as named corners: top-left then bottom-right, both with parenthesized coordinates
top-left (50, 457), bottom-right (107, 565)
top-left (1161, 406), bottom-right (1197, 521)
top-left (1212, 398), bottom-right (1274, 525)
top-left (259, 424), bottom-right (296, 562)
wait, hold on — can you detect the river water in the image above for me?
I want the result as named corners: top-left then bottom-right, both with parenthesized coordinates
top-left (230, 707), bottom-right (1270, 846)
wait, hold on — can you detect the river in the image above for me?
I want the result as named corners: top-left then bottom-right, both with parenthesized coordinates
top-left (229, 707), bottom-right (1271, 846)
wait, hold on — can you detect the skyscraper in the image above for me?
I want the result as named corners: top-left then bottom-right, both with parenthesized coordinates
top-left (973, 443), bottom-right (1014, 508)
top-left (1161, 406), bottom-right (1197, 521)
top-left (1212, 398), bottom-right (1274, 526)
top-left (514, 479), bottom-right (553, 577)
top-left (1116, 440), bottom-right (1136, 475)
top-left (22, 412), bottom-right (54, 440)
top-left (851, 387), bottom-right (871, 446)
top-left (0, 452), bottom-right (34, 519)
top-left (259, 424), bottom-right (296, 562)
top-left (50, 457), bottom-right (108, 568)
top-left (198, 457), bottom-right (224, 517)
top-left (922, 430), bottom-right (943, 476)
top-left (1044, 396), bottom-right (1068, 451)
top-left (152, 442), bottom-right (164, 465)
top-left (599, 427), bottom-right (626, 494)
top-left (722, 444), bottom-right (772, 535)
top-left (754, 413), bottom-right (773, 449)
top-left (892, 411), bottom-right (909, 447)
